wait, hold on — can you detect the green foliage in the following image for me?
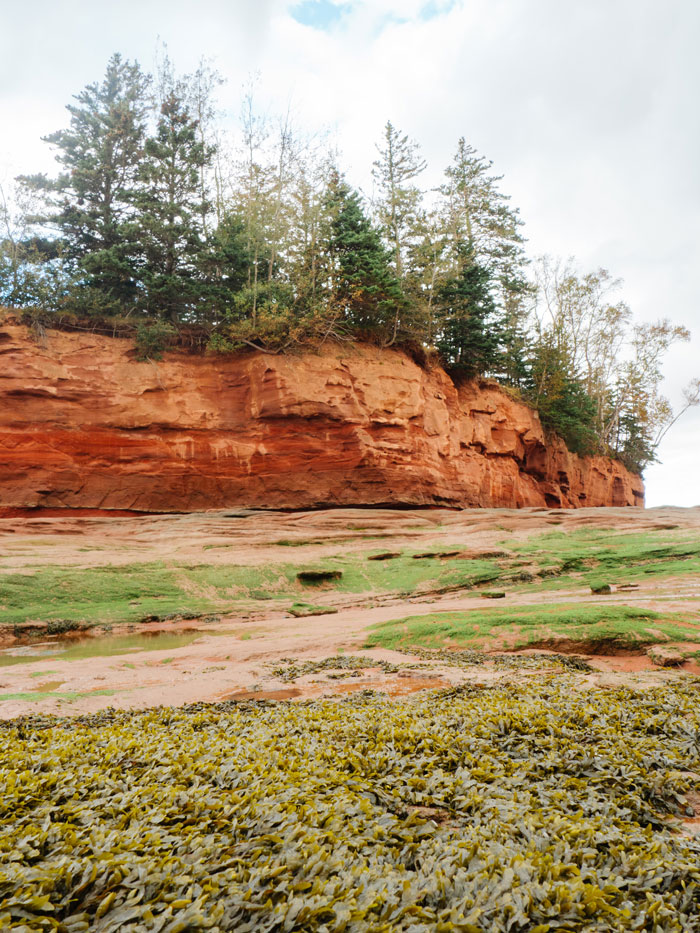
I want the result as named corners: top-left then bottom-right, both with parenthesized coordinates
top-left (326, 174), bottom-right (405, 342)
top-left (134, 321), bottom-right (176, 360)
top-left (438, 137), bottom-right (528, 318)
top-left (371, 120), bottom-right (427, 280)
top-left (18, 53), bottom-right (150, 307)
top-left (536, 375), bottom-right (598, 455)
top-left (202, 212), bottom-right (250, 314)
top-left (224, 280), bottom-right (300, 350)
top-left (134, 66), bottom-right (214, 322)
top-left (526, 336), bottom-right (599, 455)
top-left (434, 245), bottom-right (502, 376)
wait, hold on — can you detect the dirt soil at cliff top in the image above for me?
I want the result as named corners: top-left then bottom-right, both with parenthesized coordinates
top-left (1, 504), bottom-right (699, 718)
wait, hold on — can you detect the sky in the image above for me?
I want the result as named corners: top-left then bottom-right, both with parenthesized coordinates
top-left (1, 0), bottom-right (698, 507)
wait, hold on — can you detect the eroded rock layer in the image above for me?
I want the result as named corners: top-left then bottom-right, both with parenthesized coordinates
top-left (0, 322), bottom-right (644, 511)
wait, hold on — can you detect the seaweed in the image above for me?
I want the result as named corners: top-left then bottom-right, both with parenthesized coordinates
top-left (1, 681), bottom-right (700, 930)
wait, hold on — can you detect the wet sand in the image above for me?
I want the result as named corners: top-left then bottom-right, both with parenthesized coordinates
top-left (1, 504), bottom-right (699, 717)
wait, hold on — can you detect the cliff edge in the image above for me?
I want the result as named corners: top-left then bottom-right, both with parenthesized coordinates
top-left (0, 322), bottom-right (644, 511)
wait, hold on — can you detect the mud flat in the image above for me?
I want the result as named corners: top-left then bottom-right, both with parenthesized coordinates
top-left (1, 504), bottom-right (699, 717)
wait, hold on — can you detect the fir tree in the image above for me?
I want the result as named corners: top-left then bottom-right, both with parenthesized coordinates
top-left (201, 212), bottom-right (250, 318)
top-left (371, 121), bottom-right (426, 279)
top-left (439, 138), bottom-right (529, 319)
top-left (525, 332), bottom-right (598, 456)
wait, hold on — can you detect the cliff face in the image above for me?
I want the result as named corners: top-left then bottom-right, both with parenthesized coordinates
top-left (0, 322), bottom-right (644, 512)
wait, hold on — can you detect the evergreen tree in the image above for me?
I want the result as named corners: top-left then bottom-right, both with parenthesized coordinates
top-left (434, 244), bottom-right (501, 377)
top-left (438, 138), bottom-right (528, 316)
top-left (135, 64), bottom-right (215, 322)
top-left (496, 300), bottom-right (531, 387)
top-left (200, 211), bottom-right (250, 318)
top-left (325, 175), bottom-right (403, 341)
top-left (19, 54), bottom-right (150, 310)
top-left (525, 333), bottom-right (598, 456)
top-left (371, 121), bottom-right (426, 279)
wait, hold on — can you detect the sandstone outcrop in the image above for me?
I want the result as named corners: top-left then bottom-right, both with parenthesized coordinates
top-left (0, 321), bottom-right (644, 512)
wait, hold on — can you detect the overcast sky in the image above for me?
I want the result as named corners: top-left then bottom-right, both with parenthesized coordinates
top-left (2, 0), bottom-right (698, 506)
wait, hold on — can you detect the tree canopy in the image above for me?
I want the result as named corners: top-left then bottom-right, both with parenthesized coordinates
top-left (1, 53), bottom-right (696, 474)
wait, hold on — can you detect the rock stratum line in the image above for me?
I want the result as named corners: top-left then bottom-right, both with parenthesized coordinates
top-left (0, 323), bottom-right (643, 511)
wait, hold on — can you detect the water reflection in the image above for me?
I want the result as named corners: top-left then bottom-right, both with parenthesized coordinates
top-left (0, 631), bottom-right (203, 666)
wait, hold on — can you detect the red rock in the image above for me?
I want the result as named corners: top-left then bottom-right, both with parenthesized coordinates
top-left (0, 320), bottom-right (644, 512)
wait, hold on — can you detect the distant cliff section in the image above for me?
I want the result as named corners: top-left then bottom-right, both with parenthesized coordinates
top-left (0, 321), bottom-right (644, 512)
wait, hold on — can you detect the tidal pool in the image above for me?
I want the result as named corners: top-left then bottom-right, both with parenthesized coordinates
top-left (0, 630), bottom-right (204, 666)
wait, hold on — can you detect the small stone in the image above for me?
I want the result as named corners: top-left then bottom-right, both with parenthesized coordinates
top-left (647, 645), bottom-right (685, 667)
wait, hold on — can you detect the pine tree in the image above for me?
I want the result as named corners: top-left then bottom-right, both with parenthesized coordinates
top-left (370, 122), bottom-right (428, 343)
top-left (325, 175), bottom-right (403, 341)
top-left (19, 54), bottom-right (150, 310)
top-left (135, 63), bottom-right (215, 322)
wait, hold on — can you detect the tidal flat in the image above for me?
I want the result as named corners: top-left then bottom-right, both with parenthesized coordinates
top-left (1, 506), bottom-right (700, 930)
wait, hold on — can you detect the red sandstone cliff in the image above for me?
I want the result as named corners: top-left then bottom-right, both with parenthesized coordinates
top-left (0, 321), bottom-right (644, 511)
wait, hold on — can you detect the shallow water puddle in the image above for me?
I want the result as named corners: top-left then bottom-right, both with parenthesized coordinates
top-left (223, 677), bottom-right (451, 702)
top-left (329, 676), bottom-right (452, 697)
top-left (33, 680), bottom-right (64, 692)
top-left (226, 687), bottom-right (303, 701)
top-left (0, 631), bottom-right (204, 666)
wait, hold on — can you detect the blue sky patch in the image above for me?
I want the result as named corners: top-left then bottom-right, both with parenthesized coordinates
top-left (291, 0), bottom-right (351, 30)
top-left (419, 0), bottom-right (457, 21)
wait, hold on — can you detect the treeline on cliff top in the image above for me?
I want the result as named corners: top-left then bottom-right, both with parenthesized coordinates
top-left (1, 53), bottom-right (698, 473)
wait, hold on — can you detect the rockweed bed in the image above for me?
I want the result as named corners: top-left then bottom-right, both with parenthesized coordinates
top-left (1, 681), bottom-right (700, 932)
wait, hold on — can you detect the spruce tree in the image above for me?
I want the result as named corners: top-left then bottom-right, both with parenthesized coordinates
top-left (135, 67), bottom-right (215, 322)
top-left (438, 138), bottom-right (529, 321)
top-left (371, 121), bottom-right (426, 279)
top-left (325, 175), bottom-right (403, 342)
top-left (201, 212), bottom-right (250, 318)
top-left (434, 244), bottom-right (501, 377)
top-left (19, 54), bottom-right (150, 310)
